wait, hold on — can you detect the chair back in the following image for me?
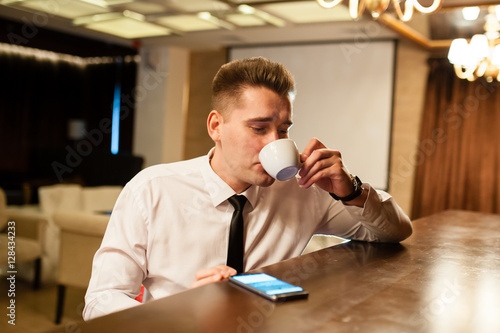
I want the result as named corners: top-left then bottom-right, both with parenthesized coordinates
top-left (53, 211), bottom-right (110, 288)
top-left (82, 186), bottom-right (122, 213)
top-left (38, 184), bottom-right (83, 214)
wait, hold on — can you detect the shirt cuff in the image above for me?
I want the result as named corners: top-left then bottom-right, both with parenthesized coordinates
top-left (342, 183), bottom-right (386, 220)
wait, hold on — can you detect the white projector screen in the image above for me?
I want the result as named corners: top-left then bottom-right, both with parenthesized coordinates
top-left (230, 41), bottom-right (396, 190)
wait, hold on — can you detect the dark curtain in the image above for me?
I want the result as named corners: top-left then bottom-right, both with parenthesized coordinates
top-left (411, 58), bottom-right (500, 219)
top-left (0, 47), bottom-right (137, 201)
top-left (0, 51), bottom-right (83, 174)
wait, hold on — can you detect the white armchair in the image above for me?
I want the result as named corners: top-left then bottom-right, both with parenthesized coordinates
top-left (0, 187), bottom-right (48, 289)
top-left (38, 184), bottom-right (123, 214)
top-left (40, 184), bottom-right (121, 324)
top-left (81, 186), bottom-right (123, 213)
top-left (53, 211), bottom-right (110, 324)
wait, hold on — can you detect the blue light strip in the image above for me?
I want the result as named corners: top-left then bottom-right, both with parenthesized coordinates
top-left (111, 83), bottom-right (121, 155)
top-left (111, 58), bottom-right (122, 155)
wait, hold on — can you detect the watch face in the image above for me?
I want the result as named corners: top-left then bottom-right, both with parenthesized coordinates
top-left (349, 175), bottom-right (363, 198)
top-left (350, 175), bottom-right (358, 189)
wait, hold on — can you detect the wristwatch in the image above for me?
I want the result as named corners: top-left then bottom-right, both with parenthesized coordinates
top-left (329, 174), bottom-right (363, 202)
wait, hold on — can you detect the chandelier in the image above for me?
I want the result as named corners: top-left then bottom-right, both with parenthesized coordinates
top-left (448, 6), bottom-right (500, 82)
top-left (316, 0), bottom-right (442, 21)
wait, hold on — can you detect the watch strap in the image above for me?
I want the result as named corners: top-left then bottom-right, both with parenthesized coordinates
top-left (330, 175), bottom-right (363, 202)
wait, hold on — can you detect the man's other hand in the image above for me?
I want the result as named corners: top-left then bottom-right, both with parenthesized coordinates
top-left (190, 265), bottom-right (238, 289)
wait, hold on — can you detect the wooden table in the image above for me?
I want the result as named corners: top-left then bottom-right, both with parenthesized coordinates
top-left (48, 210), bottom-right (500, 333)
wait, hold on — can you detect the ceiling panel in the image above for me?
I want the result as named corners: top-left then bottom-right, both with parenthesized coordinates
top-left (156, 14), bottom-right (221, 31)
top-left (0, 0), bottom-right (498, 52)
top-left (119, 2), bottom-right (169, 14)
top-left (14, 0), bottom-right (110, 18)
top-left (86, 16), bottom-right (172, 38)
top-left (166, 0), bottom-right (231, 13)
top-left (259, 1), bottom-right (352, 23)
top-left (225, 13), bottom-right (267, 26)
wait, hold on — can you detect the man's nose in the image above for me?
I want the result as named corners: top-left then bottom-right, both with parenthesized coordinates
top-left (265, 131), bottom-right (280, 145)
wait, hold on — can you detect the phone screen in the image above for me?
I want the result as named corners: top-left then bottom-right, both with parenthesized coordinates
top-left (229, 273), bottom-right (308, 301)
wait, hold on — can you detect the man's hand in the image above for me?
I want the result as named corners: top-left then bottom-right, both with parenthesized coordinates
top-left (297, 138), bottom-right (367, 206)
top-left (190, 265), bottom-right (237, 289)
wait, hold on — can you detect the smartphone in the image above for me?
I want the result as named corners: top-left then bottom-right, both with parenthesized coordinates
top-left (229, 273), bottom-right (309, 302)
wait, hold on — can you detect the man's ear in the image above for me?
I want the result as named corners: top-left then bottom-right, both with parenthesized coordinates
top-left (207, 110), bottom-right (223, 142)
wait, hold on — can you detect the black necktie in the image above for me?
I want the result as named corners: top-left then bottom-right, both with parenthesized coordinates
top-left (226, 195), bottom-right (248, 273)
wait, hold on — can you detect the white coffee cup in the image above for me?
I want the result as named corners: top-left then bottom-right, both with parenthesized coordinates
top-left (259, 139), bottom-right (301, 181)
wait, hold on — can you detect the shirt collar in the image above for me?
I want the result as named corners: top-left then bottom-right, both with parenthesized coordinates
top-left (241, 185), bottom-right (259, 211)
top-left (201, 148), bottom-right (259, 210)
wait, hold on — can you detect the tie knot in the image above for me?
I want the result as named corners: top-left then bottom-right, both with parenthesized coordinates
top-left (228, 195), bottom-right (247, 212)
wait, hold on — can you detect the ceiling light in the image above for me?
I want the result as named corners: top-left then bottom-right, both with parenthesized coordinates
top-left (237, 4), bottom-right (255, 15)
top-left (167, 0), bottom-right (230, 13)
top-left (316, 0), bottom-right (442, 21)
top-left (80, 0), bottom-right (109, 8)
top-left (197, 11), bottom-right (235, 30)
top-left (156, 14), bottom-right (220, 32)
top-left (261, 1), bottom-right (351, 24)
top-left (84, 15), bottom-right (171, 39)
top-left (448, 6), bottom-right (500, 82)
top-left (237, 5), bottom-right (285, 27)
top-left (102, 0), bottom-right (134, 5)
top-left (73, 12), bottom-right (123, 25)
top-left (462, 7), bottom-right (480, 21)
top-left (122, 9), bottom-right (145, 21)
top-left (225, 13), bottom-right (266, 27)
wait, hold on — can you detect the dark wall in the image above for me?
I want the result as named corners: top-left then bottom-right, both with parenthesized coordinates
top-left (0, 17), bottom-right (141, 204)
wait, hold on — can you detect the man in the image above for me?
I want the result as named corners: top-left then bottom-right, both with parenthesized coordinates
top-left (83, 57), bottom-right (412, 320)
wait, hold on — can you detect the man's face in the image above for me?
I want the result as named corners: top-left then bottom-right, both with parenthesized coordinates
top-left (209, 86), bottom-right (293, 193)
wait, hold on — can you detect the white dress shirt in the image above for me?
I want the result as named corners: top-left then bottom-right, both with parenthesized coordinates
top-left (83, 150), bottom-right (411, 320)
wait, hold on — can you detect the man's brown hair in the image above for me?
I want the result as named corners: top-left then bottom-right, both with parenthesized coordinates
top-left (211, 57), bottom-right (296, 116)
